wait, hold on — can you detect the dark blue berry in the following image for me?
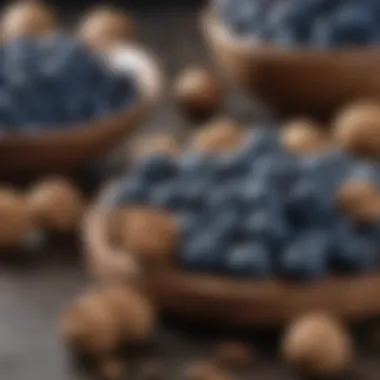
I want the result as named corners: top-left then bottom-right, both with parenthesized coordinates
top-left (327, 5), bottom-right (377, 47)
top-left (111, 177), bottom-right (150, 206)
top-left (330, 219), bottom-right (378, 272)
top-left (180, 231), bottom-right (226, 272)
top-left (286, 180), bottom-right (335, 227)
top-left (225, 242), bottom-right (272, 277)
top-left (280, 231), bottom-right (331, 279)
top-left (135, 153), bottom-right (178, 183)
top-left (243, 208), bottom-right (289, 249)
top-left (253, 152), bottom-right (300, 191)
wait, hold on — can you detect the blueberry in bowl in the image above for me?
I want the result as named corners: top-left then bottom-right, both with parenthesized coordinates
top-left (86, 120), bottom-right (380, 328)
top-left (203, 0), bottom-right (380, 115)
top-left (0, 32), bottom-right (161, 176)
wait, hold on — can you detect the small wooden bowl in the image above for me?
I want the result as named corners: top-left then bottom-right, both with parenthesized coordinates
top-left (0, 103), bottom-right (146, 176)
top-left (85, 202), bottom-right (380, 327)
top-left (0, 46), bottom-right (159, 177)
top-left (203, 8), bottom-right (380, 116)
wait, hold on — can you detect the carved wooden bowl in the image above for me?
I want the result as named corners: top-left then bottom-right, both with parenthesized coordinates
top-left (85, 193), bottom-right (380, 328)
top-left (202, 7), bottom-right (380, 117)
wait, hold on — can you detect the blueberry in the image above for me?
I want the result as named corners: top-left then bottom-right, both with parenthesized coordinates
top-left (345, 161), bottom-right (380, 188)
top-left (149, 182), bottom-right (181, 210)
top-left (4, 38), bottom-right (39, 87)
top-left (302, 0), bottom-right (345, 16)
top-left (0, 91), bottom-right (29, 129)
top-left (280, 231), bottom-right (331, 279)
top-left (269, 1), bottom-right (312, 46)
top-left (225, 242), bottom-right (272, 277)
top-left (300, 150), bottom-right (353, 191)
top-left (61, 87), bottom-right (91, 123)
top-left (179, 212), bottom-right (200, 242)
top-left (135, 153), bottom-right (178, 183)
top-left (331, 219), bottom-right (378, 272)
top-left (0, 91), bottom-right (13, 127)
top-left (322, 4), bottom-right (377, 47)
top-left (210, 207), bottom-right (243, 243)
top-left (179, 151), bottom-right (215, 177)
top-left (286, 180), bottom-right (335, 227)
top-left (43, 38), bottom-right (102, 82)
top-left (180, 231), bottom-right (226, 272)
top-left (313, 16), bottom-right (337, 48)
top-left (253, 153), bottom-right (300, 191)
top-left (245, 128), bottom-right (280, 158)
top-left (102, 72), bottom-right (137, 112)
top-left (175, 180), bottom-right (207, 211)
top-left (266, 0), bottom-right (297, 29)
top-left (206, 182), bottom-right (245, 212)
top-left (243, 208), bottom-right (289, 248)
top-left (111, 176), bottom-right (150, 206)
top-left (150, 179), bottom-right (206, 212)
top-left (0, 46), bottom-right (5, 87)
top-left (227, 0), bottom-right (264, 36)
top-left (213, 148), bottom-right (251, 182)
top-left (239, 178), bottom-right (282, 211)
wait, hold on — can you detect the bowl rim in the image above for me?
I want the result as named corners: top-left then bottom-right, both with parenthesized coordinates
top-left (85, 185), bottom-right (380, 326)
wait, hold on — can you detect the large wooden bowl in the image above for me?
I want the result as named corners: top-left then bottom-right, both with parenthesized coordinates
top-left (84, 201), bottom-right (380, 327)
top-left (0, 46), bottom-right (160, 177)
top-left (203, 8), bottom-right (380, 116)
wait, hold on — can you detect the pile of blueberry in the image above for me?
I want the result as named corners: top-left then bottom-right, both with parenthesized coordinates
top-left (0, 35), bottom-right (138, 134)
top-left (217, 0), bottom-right (380, 48)
top-left (110, 127), bottom-right (380, 281)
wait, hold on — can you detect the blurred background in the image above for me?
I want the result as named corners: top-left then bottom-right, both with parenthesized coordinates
top-left (2, 1), bottom-right (380, 380)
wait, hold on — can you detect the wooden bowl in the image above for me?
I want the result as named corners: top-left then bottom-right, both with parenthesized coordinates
top-left (202, 7), bottom-right (380, 116)
top-left (0, 46), bottom-right (160, 177)
top-left (0, 103), bottom-right (146, 176)
top-left (85, 200), bottom-right (380, 327)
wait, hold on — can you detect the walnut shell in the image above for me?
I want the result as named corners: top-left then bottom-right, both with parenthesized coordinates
top-left (189, 118), bottom-right (244, 154)
top-left (337, 181), bottom-right (380, 223)
top-left (109, 206), bottom-right (179, 265)
top-left (2, 1), bottom-right (56, 40)
top-left (282, 312), bottom-right (353, 377)
top-left (334, 101), bottom-right (380, 157)
top-left (60, 289), bottom-right (120, 354)
top-left (281, 119), bottom-right (329, 156)
top-left (78, 6), bottom-right (134, 51)
top-left (174, 67), bottom-right (222, 120)
top-left (129, 133), bottom-right (180, 164)
top-left (0, 188), bottom-right (33, 248)
top-left (27, 177), bottom-right (85, 233)
top-left (103, 285), bottom-right (156, 342)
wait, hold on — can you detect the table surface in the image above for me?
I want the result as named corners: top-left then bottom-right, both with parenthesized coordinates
top-left (1, 2), bottom-right (380, 380)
